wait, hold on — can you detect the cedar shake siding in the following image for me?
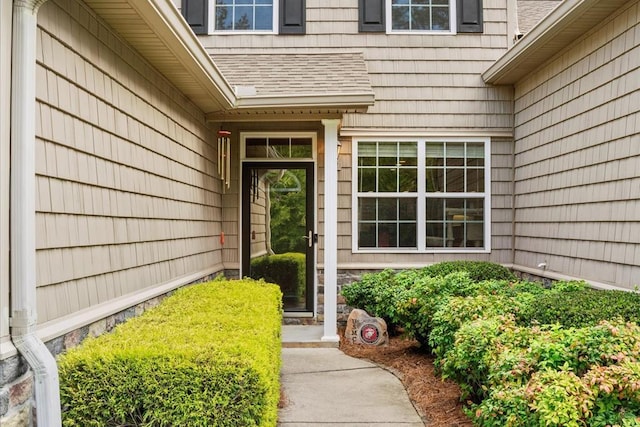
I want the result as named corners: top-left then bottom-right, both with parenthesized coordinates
top-left (192, 0), bottom-right (516, 268)
top-left (511, 0), bottom-right (640, 289)
top-left (33, 0), bottom-right (224, 324)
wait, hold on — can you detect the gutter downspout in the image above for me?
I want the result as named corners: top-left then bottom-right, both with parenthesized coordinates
top-left (10, 0), bottom-right (61, 426)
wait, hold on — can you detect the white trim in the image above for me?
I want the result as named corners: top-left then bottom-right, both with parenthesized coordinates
top-left (509, 264), bottom-right (633, 292)
top-left (126, 0), bottom-right (236, 110)
top-left (1, 266), bottom-right (224, 359)
top-left (36, 266), bottom-right (223, 344)
top-left (238, 131), bottom-right (319, 317)
top-left (240, 131), bottom-right (317, 160)
top-left (321, 119), bottom-right (340, 343)
top-left (340, 128), bottom-right (513, 138)
top-left (482, 0), bottom-right (631, 85)
top-left (386, 0), bottom-right (456, 35)
top-left (209, 0), bottom-right (278, 34)
top-left (351, 136), bottom-right (491, 254)
top-left (234, 93), bottom-right (375, 110)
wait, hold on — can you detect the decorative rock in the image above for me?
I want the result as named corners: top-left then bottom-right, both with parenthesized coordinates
top-left (345, 309), bottom-right (388, 346)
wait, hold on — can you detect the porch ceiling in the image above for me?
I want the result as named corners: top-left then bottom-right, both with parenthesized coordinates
top-left (207, 52), bottom-right (376, 122)
top-left (82, 0), bottom-right (236, 114)
top-left (484, 0), bottom-right (632, 85)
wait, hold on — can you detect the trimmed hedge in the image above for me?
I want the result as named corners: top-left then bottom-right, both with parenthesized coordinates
top-left (341, 261), bottom-right (517, 333)
top-left (59, 278), bottom-right (283, 427)
top-left (250, 253), bottom-right (305, 297)
top-left (516, 287), bottom-right (640, 328)
top-left (420, 260), bottom-right (516, 282)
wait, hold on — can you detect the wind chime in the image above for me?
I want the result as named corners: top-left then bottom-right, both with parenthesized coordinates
top-left (217, 129), bottom-right (231, 192)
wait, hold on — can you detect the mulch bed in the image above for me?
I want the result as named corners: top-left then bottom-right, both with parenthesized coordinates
top-left (339, 332), bottom-right (473, 427)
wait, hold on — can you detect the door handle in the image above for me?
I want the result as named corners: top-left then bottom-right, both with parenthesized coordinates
top-left (302, 230), bottom-right (316, 248)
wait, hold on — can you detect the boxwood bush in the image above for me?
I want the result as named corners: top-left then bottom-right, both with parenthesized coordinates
top-left (59, 278), bottom-right (283, 427)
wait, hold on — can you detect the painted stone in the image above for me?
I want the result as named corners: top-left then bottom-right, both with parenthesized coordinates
top-left (345, 308), bottom-right (388, 346)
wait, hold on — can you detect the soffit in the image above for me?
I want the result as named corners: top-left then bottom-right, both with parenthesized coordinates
top-left (207, 52), bottom-right (376, 122)
top-left (484, 0), bottom-right (632, 85)
top-left (82, 0), bottom-right (236, 114)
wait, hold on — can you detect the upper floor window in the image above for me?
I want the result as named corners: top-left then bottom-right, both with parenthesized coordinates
top-left (215, 0), bottom-right (274, 31)
top-left (182, 0), bottom-right (305, 35)
top-left (359, 0), bottom-right (483, 34)
top-left (391, 0), bottom-right (451, 32)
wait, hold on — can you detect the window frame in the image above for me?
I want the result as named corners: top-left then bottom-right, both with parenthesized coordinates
top-left (352, 137), bottom-right (491, 254)
top-left (386, 0), bottom-right (457, 34)
top-left (241, 132), bottom-right (317, 160)
top-left (209, 0), bottom-right (279, 34)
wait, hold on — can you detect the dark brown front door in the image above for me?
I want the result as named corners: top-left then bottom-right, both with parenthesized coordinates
top-left (241, 162), bottom-right (314, 312)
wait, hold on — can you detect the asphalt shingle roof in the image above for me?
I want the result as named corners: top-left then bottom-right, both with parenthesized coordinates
top-left (211, 52), bottom-right (373, 97)
top-left (518, 0), bottom-right (563, 34)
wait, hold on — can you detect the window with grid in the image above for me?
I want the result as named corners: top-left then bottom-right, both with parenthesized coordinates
top-left (391, 0), bottom-right (451, 32)
top-left (215, 0), bottom-right (274, 31)
top-left (354, 139), bottom-right (489, 251)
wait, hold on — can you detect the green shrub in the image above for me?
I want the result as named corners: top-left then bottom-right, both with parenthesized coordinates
top-left (397, 273), bottom-right (539, 347)
top-left (59, 279), bottom-right (283, 427)
top-left (421, 260), bottom-right (516, 282)
top-left (250, 253), bottom-right (305, 297)
top-left (517, 287), bottom-right (640, 328)
top-left (341, 269), bottom-right (413, 329)
top-left (397, 272), bottom-right (479, 345)
top-left (461, 321), bottom-right (640, 426)
top-left (429, 294), bottom-right (521, 362)
top-left (341, 262), bottom-right (516, 334)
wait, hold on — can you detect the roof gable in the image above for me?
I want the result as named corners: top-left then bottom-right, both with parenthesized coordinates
top-left (485, 0), bottom-right (633, 85)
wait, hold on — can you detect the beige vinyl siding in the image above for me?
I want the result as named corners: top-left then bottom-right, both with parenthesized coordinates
top-left (512, 1), bottom-right (640, 289)
top-left (34, 0), bottom-right (223, 323)
top-left (201, 0), bottom-right (514, 134)
top-left (201, 0), bottom-right (515, 268)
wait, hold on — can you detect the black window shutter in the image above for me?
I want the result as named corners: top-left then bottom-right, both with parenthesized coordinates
top-left (359, 0), bottom-right (385, 32)
top-left (280, 0), bottom-right (306, 34)
top-left (182, 0), bottom-right (208, 35)
top-left (457, 0), bottom-right (483, 33)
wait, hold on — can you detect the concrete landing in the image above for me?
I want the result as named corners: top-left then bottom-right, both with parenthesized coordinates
top-left (282, 325), bottom-right (338, 348)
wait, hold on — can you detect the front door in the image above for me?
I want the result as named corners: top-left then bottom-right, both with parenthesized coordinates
top-left (242, 162), bottom-right (315, 312)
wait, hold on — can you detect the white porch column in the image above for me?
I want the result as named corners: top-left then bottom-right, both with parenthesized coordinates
top-left (321, 119), bottom-right (340, 342)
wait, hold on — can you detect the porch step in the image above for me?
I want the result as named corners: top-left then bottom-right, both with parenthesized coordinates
top-left (282, 325), bottom-right (338, 348)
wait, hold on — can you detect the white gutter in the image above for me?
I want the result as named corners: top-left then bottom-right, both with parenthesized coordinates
top-left (482, 0), bottom-right (630, 85)
top-left (234, 93), bottom-right (376, 110)
top-left (10, 1), bottom-right (61, 426)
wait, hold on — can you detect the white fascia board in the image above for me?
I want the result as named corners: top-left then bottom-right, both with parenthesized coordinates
top-left (234, 93), bottom-right (376, 110)
top-left (482, 0), bottom-right (600, 85)
top-left (339, 128), bottom-right (514, 138)
top-left (128, 0), bottom-right (237, 109)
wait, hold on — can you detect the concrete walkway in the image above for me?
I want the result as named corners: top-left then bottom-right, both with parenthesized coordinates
top-left (279, 326), bottom-right (425, 426)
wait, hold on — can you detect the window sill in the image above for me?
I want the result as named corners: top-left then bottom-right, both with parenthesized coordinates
top-left (353, 248), bottom-right (490, 254)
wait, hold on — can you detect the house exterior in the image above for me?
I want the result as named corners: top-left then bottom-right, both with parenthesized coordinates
top-left (0, 0), bottom-right (638, 425)
top-left (182, 0), bottom-right (520, 339)
top-left (484, 0), bottom-right (640, 289)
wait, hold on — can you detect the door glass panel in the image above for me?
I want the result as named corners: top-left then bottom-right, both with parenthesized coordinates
top-left (245, 136), bottom-right (313, 159)
top-left (245, 165), bottom-right (311, 311)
